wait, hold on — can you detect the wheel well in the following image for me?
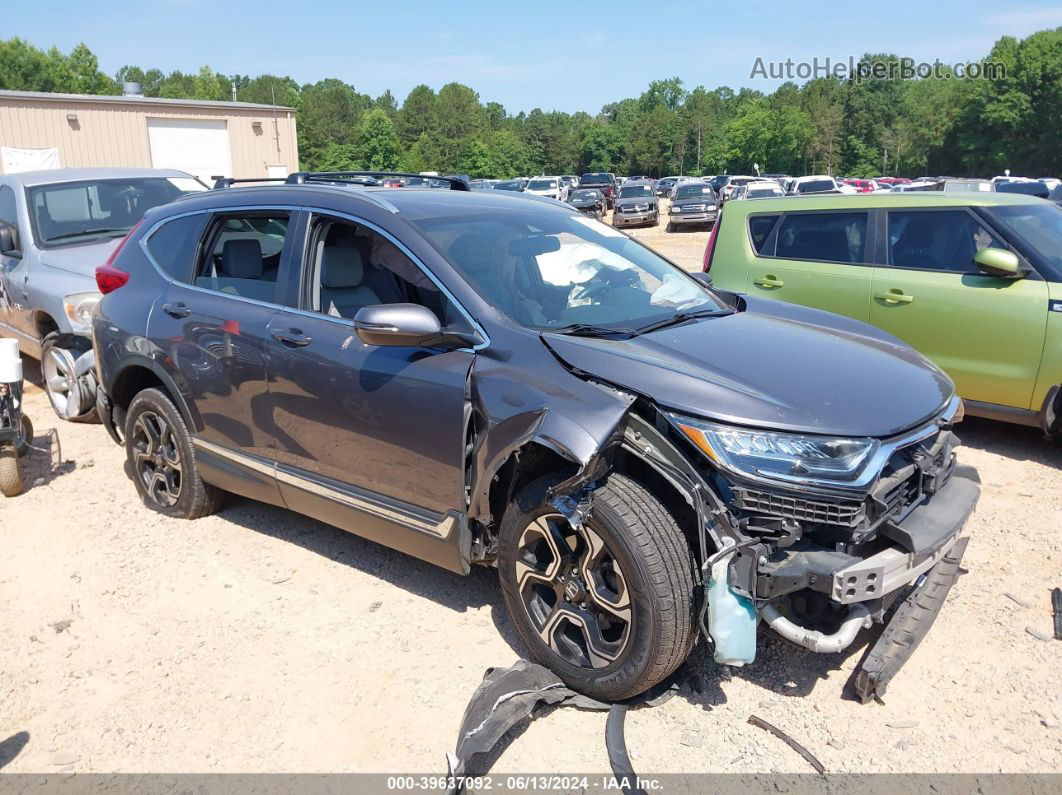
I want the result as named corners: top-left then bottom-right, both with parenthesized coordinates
top-left (481, 441), bottom-right (700, 567)
top-left (109, 366), bottom-right (175, 414)
top-left (34, 312), bottom-right (59, 340)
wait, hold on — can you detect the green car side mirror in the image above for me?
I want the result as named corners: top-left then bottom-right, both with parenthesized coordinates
top-left (974, 247), bottom-right (1023, 278)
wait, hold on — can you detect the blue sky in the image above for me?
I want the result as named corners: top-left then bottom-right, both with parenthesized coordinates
top-left (8, 1), bottom-right (1062, 113)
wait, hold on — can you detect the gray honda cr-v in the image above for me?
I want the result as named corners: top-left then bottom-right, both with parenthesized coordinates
top-left (93, 172), bottom-right (979, 702)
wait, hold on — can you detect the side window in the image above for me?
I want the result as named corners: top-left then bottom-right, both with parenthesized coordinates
top-left (0, 186), bottom-right (17, 230)
top-left (307, 218), bottom-right (469, 332)
top-left (0, 185), bottom-right (18, 248)
top-left (145, 214), bottom-right (208, 281)
top-left (748, 215), bottom-right (779, 253)
top-left (775, 212), bottom-right (868, 264)
top-left (192, 212), bottom-right (289, 302)
top-left (887, 210), bottom-right (1005, 273)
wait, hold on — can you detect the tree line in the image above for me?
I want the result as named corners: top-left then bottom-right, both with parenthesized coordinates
top-left (0, 30), bottom-right (1058, 178)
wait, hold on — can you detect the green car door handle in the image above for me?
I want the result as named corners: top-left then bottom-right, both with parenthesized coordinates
top-left (754, 275), bottom-right (784, 288)
top-left (875, 290), bottom-right (914, 304)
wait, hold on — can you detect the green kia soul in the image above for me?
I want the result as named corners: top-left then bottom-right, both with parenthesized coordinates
top-left (705, 193), bottom-right (1062, 434)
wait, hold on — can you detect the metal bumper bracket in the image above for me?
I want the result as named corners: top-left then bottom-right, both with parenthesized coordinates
top-left (852, 535), bottom-right (969, 704)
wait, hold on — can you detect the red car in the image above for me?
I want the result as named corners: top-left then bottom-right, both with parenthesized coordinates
top-left (842, 178), bottom-right (877, 193)
top-left (876, 177), bottom-right (911, 186)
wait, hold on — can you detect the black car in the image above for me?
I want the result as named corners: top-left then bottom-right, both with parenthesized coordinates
top-left (567, 188), bottom-right (606, 218)
top-left (578, 172), bottom-right (617, 208)
top-left (666, 182), bottom-right (719, 231)
top-left (92, 171), bottom-right (978, 702)
top-left (494, 178), bottom-right (527, 192)
top-left (612, 180), bottom-right (659, 228)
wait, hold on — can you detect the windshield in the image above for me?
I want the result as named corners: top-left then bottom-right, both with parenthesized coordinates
top-left (28, 177), bottom-right (203, 247)
top-left (796, 179), bottom-right (835, 194)
top-left (675, 185), bottom-right (714, 199)
top-left (995, 180), bottom-right (1049, 198)
top-left (619, 185), bottom-right (654, 199)
top-left (412, 210), bottom-right (725, 331)
top-left (581, 173), bottom-right (610, 184)
top-left (571, 190), bottom-right (600, 201)
top-left (495, 180), bottom-right (524, 191)
top-left (528, 179), bottom-right (555, 191)
top-left (748, 187), bottom-right (781, 198)
top-left (988, 203), bottom-right (1062, 272)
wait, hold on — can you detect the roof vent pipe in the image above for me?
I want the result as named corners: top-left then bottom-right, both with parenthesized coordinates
top-left (122, 82), bottom-right (143, 97)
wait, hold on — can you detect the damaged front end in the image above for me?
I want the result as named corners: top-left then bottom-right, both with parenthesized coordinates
top-left (657, 395), bottom-right (978, 700)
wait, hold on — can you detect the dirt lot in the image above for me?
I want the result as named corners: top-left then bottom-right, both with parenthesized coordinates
top-left (1, 208), bottom-right (1059, 775)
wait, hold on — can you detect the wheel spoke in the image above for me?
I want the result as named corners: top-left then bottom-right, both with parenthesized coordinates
top-left (578, 525), bottom-right (631, 622)
top-left (47, 375), bottom-right (69, 391)
top-left (539, 604), bottom-right (622, 668)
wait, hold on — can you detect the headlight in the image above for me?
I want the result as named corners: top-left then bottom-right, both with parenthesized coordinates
top-left (706, 204), bottom-right (717, 210)
top-left (667, 413), bottom-right (879, 487)
top-left (63, 292), bottom-right (102, 332)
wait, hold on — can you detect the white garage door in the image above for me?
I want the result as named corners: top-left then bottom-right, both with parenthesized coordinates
top-left (147, 118), bottom-right (232, 185)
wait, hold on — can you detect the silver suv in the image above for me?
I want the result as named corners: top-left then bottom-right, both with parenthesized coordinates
top-left (0, 168), bottom-right (204, 420)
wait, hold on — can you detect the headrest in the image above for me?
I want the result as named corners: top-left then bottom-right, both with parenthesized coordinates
top-left (448, 234), bottom-right (496, 274)
top-left (320, 240), bottom-right (364, 288)
top-left (221, 238), bottom-right (263, 279)
top-left (901, 219), bottom-right (935, 248)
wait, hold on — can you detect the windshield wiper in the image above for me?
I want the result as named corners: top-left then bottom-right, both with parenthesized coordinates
top-left (631, 307), bottom-right (734, 336)
top-left (547, 323), bottom-right (635, 339)
top-left (46, 228), bottom-right (130, 242)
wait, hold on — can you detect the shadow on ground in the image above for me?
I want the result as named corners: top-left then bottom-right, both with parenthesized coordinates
top-left (958, 417), bottom-right (1059, 470)
top-left (0, 731), bottom-right (29, 770)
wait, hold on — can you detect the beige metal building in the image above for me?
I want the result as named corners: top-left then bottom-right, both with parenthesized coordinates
top-left (0, 88), bottom-right (299, 184)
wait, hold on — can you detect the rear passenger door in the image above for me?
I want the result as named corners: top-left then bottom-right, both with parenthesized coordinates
top-left (147, 208), bottom-right (298, 470)
top-left (869, 207), bottom-right (1048, 409)
top-left (746, 210), bottom-right (874, 321)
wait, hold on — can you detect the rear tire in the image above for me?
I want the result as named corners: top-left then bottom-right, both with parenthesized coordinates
top-left (498, 473), bottom-right (697, 700)
top-left (125, 388), bottom-right (223, 519)
top-left (0, 444), bottom-right (23, 497)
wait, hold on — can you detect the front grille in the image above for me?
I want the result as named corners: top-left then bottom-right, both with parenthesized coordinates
top-left (732, 487), bottom-right (866, 528)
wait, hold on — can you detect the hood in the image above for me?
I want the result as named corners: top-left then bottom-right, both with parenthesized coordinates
top-left (542, 301), bottom-right (953, 438)
top-left (40, 237), bottom-right (123, 279)
top-left (615, 195), bottom-right (655, 207)
top-left (672, 195), bottom-right (717, 207)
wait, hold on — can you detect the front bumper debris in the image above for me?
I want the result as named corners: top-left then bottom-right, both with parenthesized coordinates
top-left (756, 464), bottom-right (979, 604)
top-left (852, 535), bottom-right (969, 703)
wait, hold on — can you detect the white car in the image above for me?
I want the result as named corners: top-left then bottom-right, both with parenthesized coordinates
top-left (739, 180), bottom-right (786, 199)
top-left (525, 176), bottom-right (568, 201)
top-left (789, 175), bottom-right (843, 195)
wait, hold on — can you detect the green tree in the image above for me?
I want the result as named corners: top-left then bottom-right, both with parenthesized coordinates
top-left (485, 130), bottom-right (531, 177)
top-left (457, 137), bottom-right (490, 177)
top-left (354, 109), bottom-right (400, 170)
top-left (396, 84), bottom-right (438, 148)
top-left (435, 82), bottom-right (485, 170)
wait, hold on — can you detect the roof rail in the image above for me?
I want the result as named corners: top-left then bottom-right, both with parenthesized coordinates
top-left (285, 171), bottom-right (471, 191)
top-left (213, 176), bottom-right (288, 189)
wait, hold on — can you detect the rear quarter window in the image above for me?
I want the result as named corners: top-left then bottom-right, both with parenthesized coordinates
top-left (748, 215), bottom-right (780, 253)
top-left (774, 212), bottom-right (868, 264)
top-left (145, 213), bottom-right (208, 280)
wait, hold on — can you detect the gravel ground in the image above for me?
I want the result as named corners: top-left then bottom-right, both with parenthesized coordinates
top-left (0, 206), bottom-right (1059, 775)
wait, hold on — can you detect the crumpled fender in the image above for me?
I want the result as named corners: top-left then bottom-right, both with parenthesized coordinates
top-left (467, 350), bottom-right (634, 526)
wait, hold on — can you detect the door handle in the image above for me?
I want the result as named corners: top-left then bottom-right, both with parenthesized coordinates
top-left (753, 275), bottom-right (784, 288)
top-left (270, 328), bottom-right (312, 347)
top-left (874, 290), bottom-right (914, 304)
top-left (161, 302), bottom-right (191, 319)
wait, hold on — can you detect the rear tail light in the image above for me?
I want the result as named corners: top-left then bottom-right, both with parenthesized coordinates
top-left (702, 210), bottom-right (722, 272)
top-left (95, 220), bottom-right (142, 294)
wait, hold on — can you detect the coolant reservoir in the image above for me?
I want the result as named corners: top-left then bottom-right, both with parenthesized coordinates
top-left (0, 338), bottom-right (21, 384)
top-left (707, 554), bottom-right (758, 666)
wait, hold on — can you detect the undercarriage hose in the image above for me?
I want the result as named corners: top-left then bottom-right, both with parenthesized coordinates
top-left (759, 602), bottom-right (871, 654)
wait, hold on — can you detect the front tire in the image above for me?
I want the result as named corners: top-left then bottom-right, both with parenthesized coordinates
top-left (40, 333), bottom-right (97, 423)
top-left (125, 388), bottom-right (222, 519)
top-left (498, 474), bottom-right (697, 700)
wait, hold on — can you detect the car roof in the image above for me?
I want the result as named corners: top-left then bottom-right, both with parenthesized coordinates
top-left (718, 192), bottom-right (1050, 213)
top-left (165, 183), bottom-right (576, 219)
top-left (1, 167), bottom-right (197, 187)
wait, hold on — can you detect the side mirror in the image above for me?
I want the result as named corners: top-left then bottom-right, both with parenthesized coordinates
top-left (353, 303), bottom-right (444, 347)
top-left (974, 247), bottom-right (1023, 278)
top-left (0, 223), bottom-right (21, 258)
